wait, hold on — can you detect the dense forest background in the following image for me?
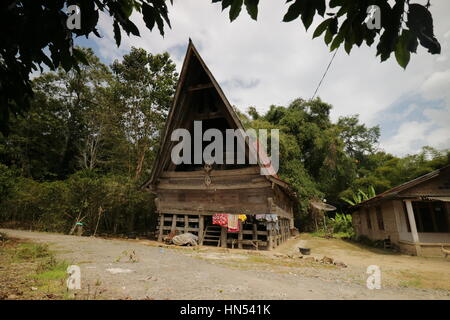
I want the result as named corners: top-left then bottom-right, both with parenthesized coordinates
top-left (1, 47), bottom-right (449, 236)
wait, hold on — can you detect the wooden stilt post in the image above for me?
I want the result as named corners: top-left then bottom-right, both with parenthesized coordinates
top-left (287, 219), bottom-right (290, 239)
top-left (220, 226), bottom-right (227, 248)
top-left (199, 215), bottom-right (204, 245)
top-left (238, 220), bottom-right (243, 249)
top-left (184, 215), bottom-right (188, 233)
top-left (280, 220), bottom-right (284, 243)
top-left (285, 219), bottom-right (288, 241)
top-left (158, 213), bottom-right (164, 242)
top-left (267, 228), bottom-right (273, 250)
top-left (277, 221), bottom-right (280, 246)
top-left (252, 222), bottom-right (258, 241)
top-left (171, 214), bottom-right (177, 233)
top-left (285, 219), bottom-right (288, 240)
top-left (280, 220), bottom-right (283, 244)
top-left (275, 225), bottom-right (281, 247)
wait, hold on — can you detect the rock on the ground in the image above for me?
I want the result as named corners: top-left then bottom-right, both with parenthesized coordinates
top-left (333, 261), bottom-right (347, 268)
top-left (321, 256), bottom-right (334, 264)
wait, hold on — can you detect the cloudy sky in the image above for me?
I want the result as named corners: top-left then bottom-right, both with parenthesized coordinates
top-left (76, 0), bottom-right (450, 157)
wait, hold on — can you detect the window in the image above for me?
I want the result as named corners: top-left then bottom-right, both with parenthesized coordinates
top-left (411, 201), bottom-right (449, 233)
top-left (365, 208), bottom-right (372, 230)
top-left (376, 206), bottom-right (384, 231)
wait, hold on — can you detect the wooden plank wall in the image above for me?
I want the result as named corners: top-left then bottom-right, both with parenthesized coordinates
top-left (157, 189), bottom-right (272, 215)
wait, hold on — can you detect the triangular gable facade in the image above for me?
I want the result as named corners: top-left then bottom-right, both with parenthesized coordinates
top-left (145, 40), bottom-right (288, 191)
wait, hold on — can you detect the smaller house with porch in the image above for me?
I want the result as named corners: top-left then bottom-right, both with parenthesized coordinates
top-left (350, 164), bottom-right (450, 256)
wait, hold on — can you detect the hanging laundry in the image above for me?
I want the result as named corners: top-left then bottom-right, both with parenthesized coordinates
top-left (255, 214), bottom-right (266, 221)
top-left (227, 214), bottom-right (239, 232)
top-left (266, 214), bottom-right (278, 222)
top-left (212, 214), bottom-right (228, 226)
top-left (238, 214), bottom-right (247, 222)
top-left (255, 214), bottom-right (278, 222)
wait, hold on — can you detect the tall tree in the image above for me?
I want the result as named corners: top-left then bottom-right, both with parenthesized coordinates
top-left (249, 98), bottom-right (357, 205)
top-left (0, 48), bottom-right (112, 179)
top-left (110, 48), bottom-right (177, 182)
top-left (337, 115), bottom-right (380, 161)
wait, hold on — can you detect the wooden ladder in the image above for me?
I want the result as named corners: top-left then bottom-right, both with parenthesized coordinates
top-left (202, 225), bottom-right (221, 247)
top-left (383, 237), bottom-right (392, 250)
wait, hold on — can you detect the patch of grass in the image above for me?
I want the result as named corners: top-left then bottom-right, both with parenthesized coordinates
top-left (310, 231), bottom-right (328, 238)
top-left (12, 243), bottom-right (51, 261)
top-left (310, 231), bottom-right (353, 240)
top-left (333, 232), bottom-right (354, 239)
top-left (399, 279), bottom-right (422, 288)
top-left (32, 258), bottom-right (69, 281)
top-left (24, 247), bottom-right (70, 294)
top-left (0, 238), bottom-right (69, 299)
top-left (393, 270), bottom-right (450, 291)
top-left (398, 271), bottom-right (423, 288)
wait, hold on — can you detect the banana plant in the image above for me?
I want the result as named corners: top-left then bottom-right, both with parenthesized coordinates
top-left (341, 186), bottom-right (376, 206)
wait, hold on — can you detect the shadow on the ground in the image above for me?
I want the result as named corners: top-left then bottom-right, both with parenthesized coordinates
top-left (304, 233), bottom-right (402, 257)
top-left (340, 238), bottom-right (402, 256)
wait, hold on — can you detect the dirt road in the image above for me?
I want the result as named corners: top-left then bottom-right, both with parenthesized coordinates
top-left (1, 228), bottom-right (449, 300)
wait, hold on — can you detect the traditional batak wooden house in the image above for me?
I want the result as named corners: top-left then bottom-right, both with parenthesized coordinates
top-left (143, 40), bottom-right (296, 250)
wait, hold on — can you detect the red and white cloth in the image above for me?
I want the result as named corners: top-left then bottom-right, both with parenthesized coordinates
top-left (213, 214), bottom-right (240, 232)
top-left (213, 214), bottom-right (228, 226)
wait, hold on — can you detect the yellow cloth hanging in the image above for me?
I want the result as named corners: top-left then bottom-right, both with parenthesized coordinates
top-left (238, 214), bottom-right (247, 222)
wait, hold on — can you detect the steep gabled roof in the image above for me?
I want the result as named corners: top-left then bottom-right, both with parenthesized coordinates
top-left (143, 40), bottom-right (295, 199)
top-left (351, 164), bottom-right (450, 209)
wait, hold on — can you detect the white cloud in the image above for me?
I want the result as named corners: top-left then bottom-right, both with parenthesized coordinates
top-left (423, 106), bottom-right (450, 129)
top-left (380, 68), bottom-right (450, 156)
top-left (90, 0), bottom-right (450, 156)
top-left (421, 69), bottom-right (450, 104)
top-left (382, 121), bottom-right (432, 155)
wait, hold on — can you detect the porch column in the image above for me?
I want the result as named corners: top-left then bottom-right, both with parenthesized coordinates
top-left (404, 200), bottom-right (422, 256)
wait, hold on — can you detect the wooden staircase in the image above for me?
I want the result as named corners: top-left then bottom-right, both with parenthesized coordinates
top-left (202, 225), bottom-right (221, 246)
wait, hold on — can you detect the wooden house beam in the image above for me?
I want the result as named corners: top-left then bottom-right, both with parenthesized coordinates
top-left (187, 83), bottom-right (214, 91)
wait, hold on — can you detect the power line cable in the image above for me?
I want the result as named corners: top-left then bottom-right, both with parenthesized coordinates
top-left (310, 48), bottom-right (339, 101)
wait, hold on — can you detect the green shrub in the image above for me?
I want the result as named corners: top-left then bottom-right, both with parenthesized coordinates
top-left (0, 164), bottom-right (17, 203)
top-left (0, 170), bottom-right (155, 235)
top-left (328, 213), bottom-right (354, 238)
